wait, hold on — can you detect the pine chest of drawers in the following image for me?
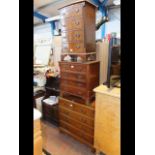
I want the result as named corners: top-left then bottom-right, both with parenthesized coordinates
top-left (59, 61), bottom-right (99, 104)
top-left (59, 97), bottom-right (95, 147)
top-left (59, 1), bottom-right (97, 62)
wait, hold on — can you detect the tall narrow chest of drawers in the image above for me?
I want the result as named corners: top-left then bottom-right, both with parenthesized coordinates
top-left (59, 0), bottom-right (97, 62)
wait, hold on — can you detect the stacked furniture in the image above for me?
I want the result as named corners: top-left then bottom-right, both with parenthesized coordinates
top-left (58, 0), bottom-right (99, 149)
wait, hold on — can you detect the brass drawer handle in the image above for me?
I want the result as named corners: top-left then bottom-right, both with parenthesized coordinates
top-left (75, 21), bottom-right (79, 25)
top-left (75, 34), bottom-right (80, 38)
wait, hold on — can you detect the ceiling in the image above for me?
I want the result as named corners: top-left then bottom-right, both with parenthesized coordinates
top-left (34, 0), bottom-right (119, 25)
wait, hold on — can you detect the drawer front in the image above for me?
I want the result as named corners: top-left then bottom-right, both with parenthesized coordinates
top-left (60, 3), bottom-right (84, 18)
top-left (62, 42), bottom-right (85, 53)
top-left (59, 107), bottom-right (94, 127)
top-left (60, 63), bottom-right (86, 73)
top-left (62, 30), bottom-right (84, 43)
top-left (60, 84), bottom-right (86, 97)
top-left (59, 98), bottom-right (94, 118)
top-left (59, 114), bottom-right (94, 135)
top-left (61, 17), bottom-right (83, 31)
top-left (60, 121), bottom-right (93, 144)
top-left (61, 79), bottom-right (86, 88)
top-left (61, 72), bottom-right (86, 83)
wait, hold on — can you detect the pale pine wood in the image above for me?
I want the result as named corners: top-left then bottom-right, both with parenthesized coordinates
top-left (94, 85), bottom-right (120, 155)
top-left (34, 119), bottom-right (43, 155)
top-left (96, 39), bottom-right (109, 84)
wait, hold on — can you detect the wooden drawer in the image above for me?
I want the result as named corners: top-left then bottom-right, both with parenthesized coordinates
top-left (61, 17), bottom-right (83, 31)
top-left (60, 3), bottom-right (84, 18)
top-left (62, 42), bottom-right (85, 53)
top-left (59, 107), bottom-right (94, 127)
top-left (59, 114), bottom-right (94, 135)
top-left (60, 121), bottom-right (93, 144)
top-left (60, 62), bottom-right (86, 73)
top-left (62, 30), bottom-right (84, 43)
top-left (61, 72), bottom-right (86, 83)
top-left (60, 84), bottom-right (86, 97)
top-left (59, 97), bottom-right (94, 118)
top-left (61, 79), bottom-right (86, 88)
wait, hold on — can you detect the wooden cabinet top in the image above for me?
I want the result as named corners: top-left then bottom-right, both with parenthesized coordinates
top-left (94, 85), bottom-right (120, 98)
top-left (58, 0), bottom-right (97, 10)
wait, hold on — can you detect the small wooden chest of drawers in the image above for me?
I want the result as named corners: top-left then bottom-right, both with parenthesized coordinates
top-left (59, 1), bottom-right (97, 61)
top-left (59, 97), bottom-right (95, 147)
top-left (59, 61), bottom-right (99, 104)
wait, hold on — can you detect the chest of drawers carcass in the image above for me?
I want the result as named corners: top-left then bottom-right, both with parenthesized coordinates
top-left (59, 1), bottom-right (97, 62)
top-left (59, 97), bottom-right (95, 147)
top-left (59, 61), bottom-right (99, 104)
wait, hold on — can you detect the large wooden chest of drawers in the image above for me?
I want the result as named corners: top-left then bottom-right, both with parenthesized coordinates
top-left (59, 1), bottom-right (97, 62)
top-left (59, 61), bottom-right (99, 104)
top-left (59, 97), bottom-right (95, 147)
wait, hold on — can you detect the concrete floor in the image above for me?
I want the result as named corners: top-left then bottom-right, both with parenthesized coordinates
top-left (42, 120), bottom-right (95, 155)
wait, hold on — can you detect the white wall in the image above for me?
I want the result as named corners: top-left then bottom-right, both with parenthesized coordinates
top-left (34, 23), bottom-right (52, 42)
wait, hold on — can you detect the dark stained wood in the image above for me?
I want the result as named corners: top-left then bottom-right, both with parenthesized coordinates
top-left (59, 97), bottom-right (95, 146)
top-left (58, 1), bottom-right (98, 149)
top-left (59, 1), bottom-right (97, 61)
top-left (59, 61), bottom-right (99, 104)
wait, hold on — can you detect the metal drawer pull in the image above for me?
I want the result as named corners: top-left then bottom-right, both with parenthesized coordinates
top-left (70, 104), bottom-right (73, 107)
top-left (70, 65), bottom-right (74, 68)
top-left (75, 34), bottom-right (80, 38)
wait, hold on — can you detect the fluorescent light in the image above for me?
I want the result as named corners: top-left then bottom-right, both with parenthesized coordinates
top-left (113, 0), bottom-right (120, 5)
top-left (45, 15), bottom-right (60, 22)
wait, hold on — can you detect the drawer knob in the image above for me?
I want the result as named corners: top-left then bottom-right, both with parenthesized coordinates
top-left (70, 49), bottom-right (73, 52)
top-left (70, 104), bottom-right (73, 107)
top-left (70, 65), bottom-right (74, 68)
